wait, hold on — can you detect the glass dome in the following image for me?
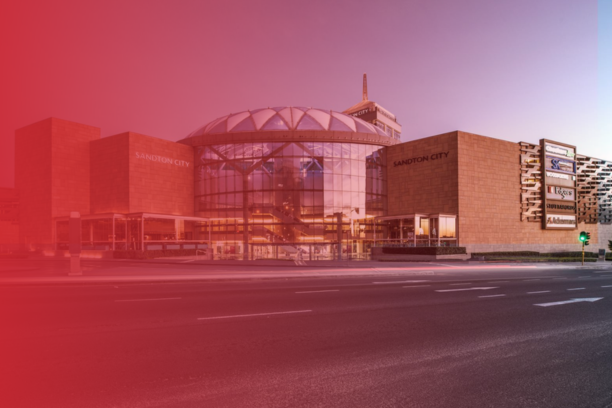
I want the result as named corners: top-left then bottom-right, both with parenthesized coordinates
top-left (187, 107), bottom-right (390, 138)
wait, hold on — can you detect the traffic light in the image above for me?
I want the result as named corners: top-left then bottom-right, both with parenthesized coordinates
top-left (585, 232), bottom-right (591, 246)
top-left (579, 231), bottom-right (587, 242)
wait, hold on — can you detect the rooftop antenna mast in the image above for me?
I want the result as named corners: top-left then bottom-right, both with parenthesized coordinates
top-left (362, 73), bottom-right (368, 101)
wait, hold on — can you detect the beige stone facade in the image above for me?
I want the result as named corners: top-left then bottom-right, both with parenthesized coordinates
top-left (91, 132), bottom-right (194, 216)
top-left (386, 131), bottom-right (602, 254)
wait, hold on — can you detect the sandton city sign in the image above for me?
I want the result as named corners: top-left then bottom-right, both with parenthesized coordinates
top-left (394, 151), bottom-right (449, 167)
top-left (135, 152), bottom-right (191, 168)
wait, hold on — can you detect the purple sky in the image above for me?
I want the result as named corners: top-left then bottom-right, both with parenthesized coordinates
top-left (0, 0), bottom-right (604, 188)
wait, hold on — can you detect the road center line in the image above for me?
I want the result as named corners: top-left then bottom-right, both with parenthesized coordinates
top-left (372, 280), bottom-right (429, 284)
top-left (197, 310), bottom-right (312, 321)
top-left (601, 285), bottom-right (612, 288)
top-left (449, 283), bottom-right (472, 286)
top-left (295, 290), bottom-right (339, 294)
top-left (115, 297), bottom-right (182, 302)
top-left (403, 285), bottom-right (431, 288)
top-left (479, 294), bottom-right (506, 298)
top-left (527, 291), bottom-right (551, 294)
top-left (567, 288), bottom-right (585, 291)
top-left (487, 280), bottom-right (509, 283)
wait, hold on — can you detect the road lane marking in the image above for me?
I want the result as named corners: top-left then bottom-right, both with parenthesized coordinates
top-left (372, 280), bottom-right (429, 284)
top-left (478, 294), bottom-right (506, 298)
top-left (602, 285), bottom-right (612, 288)
top-left (524, 279), bottom-right (540, 281)
top-left (535, 298), bottom-right (603, 307)
top-left (197, 310), bottom-right (312, 320)
top-left (553, 278), bottom-right (568, 280)
top-left (449, 283), bottom-right (472, 286)
top-left (567, 288), bottom-right (586, 291)
top-left (403, 285), bottom-right (431, 288)
top-left (115, 297), bottom-right (182, 302)
top-left (295, 290), bottom-right (339, 294)
top-left (488, 281), bottom-right (509, 283)
top-left (436, 287), bottom-right (499, 293)
top-left (528, 291), bottom-right (551, 294)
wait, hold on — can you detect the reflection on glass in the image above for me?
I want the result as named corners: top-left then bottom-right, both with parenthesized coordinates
top-left (193, 142), bottom-right (387, 259)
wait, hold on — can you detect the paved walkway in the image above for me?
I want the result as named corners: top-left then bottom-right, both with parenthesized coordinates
top-left (0, 256), bottom-right (609, 285)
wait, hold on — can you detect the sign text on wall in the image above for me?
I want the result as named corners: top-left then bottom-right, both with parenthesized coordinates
top-left (135, 152), bottom-right (191, 168)
top-left (394, 151), bottom-right (449, 167)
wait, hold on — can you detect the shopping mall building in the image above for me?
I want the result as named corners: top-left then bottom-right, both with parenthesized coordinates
top-left (4, 80), bottom-right (612, 259)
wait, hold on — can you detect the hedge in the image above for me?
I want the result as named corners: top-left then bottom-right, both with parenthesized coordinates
top-left (113, 249), bottom-right (199, 260)
top-left (472, 251), bottom-right (598, 258)
top-left (381, 247), bottom-right (467, 255)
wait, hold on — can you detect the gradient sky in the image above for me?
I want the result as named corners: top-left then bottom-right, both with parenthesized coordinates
top-left (0, 0), bottom-right (609, 188)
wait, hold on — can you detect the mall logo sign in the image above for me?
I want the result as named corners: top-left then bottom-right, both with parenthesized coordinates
top-left (545, 214), bottom-right (576, 228)
top-left (394, 151), bottom-right (449, 167)
top-left (545, 143), bottom-right (575, 158)
top-left (547, 186), bottom-right (575, 200)
top-left (135, 152), bottom-right (191, 167)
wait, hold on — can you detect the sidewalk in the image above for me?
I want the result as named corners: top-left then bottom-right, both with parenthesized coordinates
top-left (0, 256), bottom-right (608, 286)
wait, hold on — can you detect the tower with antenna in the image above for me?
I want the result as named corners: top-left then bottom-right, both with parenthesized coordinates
top-left (343, 73), bottom-right (402, 140)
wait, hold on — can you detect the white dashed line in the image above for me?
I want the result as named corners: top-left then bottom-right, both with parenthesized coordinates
top-left (524, 279), bottom-right (540, 281)
top-left (449, 283), bottom-right (472, 286)
top-left (479, 294), bottom-right (506, 298)
top-left (601, 285), bottom-right (612, 288)
top-left (487, 281), bottom-right (510, 283)
top-left (567, 288), bottom-right (585, 291)
top-left (372, 280), bottom-right (429, 284)
top-left (553, 278), bottom-right (568, 280)
top-left (295, 290), bottom-right (339, 294)
top-left (197, 310), bottom-right (312, 321)
top-left (527, 291), bottom-right (551, 294)
top-left (403, 285), bottom-right (431, 288)
top-left (115, 297), bottom-right (181, 302)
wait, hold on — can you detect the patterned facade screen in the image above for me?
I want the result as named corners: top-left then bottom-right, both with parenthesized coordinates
top-left (576, 156), bottom-right (612, 224)
top-left (521, 141), bottom-right (612, 227)
top-left (520, 142), bottom-right (542, 222)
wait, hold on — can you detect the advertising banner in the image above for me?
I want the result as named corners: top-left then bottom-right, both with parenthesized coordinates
top-left (540, 139), bottom-right (577, 230)
top-left (543, 143), bottom-right (576, 160)
top-left (544, 171), bottom-right (575, 188)
top-left (545, 214), bottom-right (576, 228)
top-left (545, 200), bottom-right (576, 214)
top-left (546, 185), bottom-right (575, 201)
top-left (545, 156), bottom-right (575, 174)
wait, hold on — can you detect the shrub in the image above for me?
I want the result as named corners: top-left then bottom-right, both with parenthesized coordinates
top-left (381, 247), bottom-right (467, 255)
top-left (471, 251), bottom-right (540, 257)
top-left (113, 249), bottom-right (199, 260)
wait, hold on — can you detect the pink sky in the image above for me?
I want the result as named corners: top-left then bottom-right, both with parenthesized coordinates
top-left (0, 0), bottom-right (601, 188)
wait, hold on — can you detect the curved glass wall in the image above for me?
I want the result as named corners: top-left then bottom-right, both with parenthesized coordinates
top-left (194, 141), bottom-right (387, 260)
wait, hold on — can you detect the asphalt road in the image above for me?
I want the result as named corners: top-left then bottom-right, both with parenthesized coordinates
top-left (2, 267), bottom-right (612, 408)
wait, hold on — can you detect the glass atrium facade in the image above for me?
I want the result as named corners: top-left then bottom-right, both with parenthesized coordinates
top-left (194, 141), bottom-right (387, 260)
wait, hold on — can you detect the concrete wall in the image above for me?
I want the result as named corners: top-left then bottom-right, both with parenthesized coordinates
top-left (128, 132), bottom-right (194, 216)
top-left (456, 131), bottom-right (597, 253)
top-left (15, 118), bottom-right (100, 245)
top-left (90, 134), bottom-right (130, 213)
top-left (91, 132), bottom-right (194, 216)
top-left (386, 132), bottom-right (458, 216)
top-left (0, 187), bottom-right (20, 245)
top-left (385, 130), bottom-right (602, 254)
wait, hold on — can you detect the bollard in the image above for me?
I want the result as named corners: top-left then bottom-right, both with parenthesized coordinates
top-left (68, 212), bottom-right (82, 276)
